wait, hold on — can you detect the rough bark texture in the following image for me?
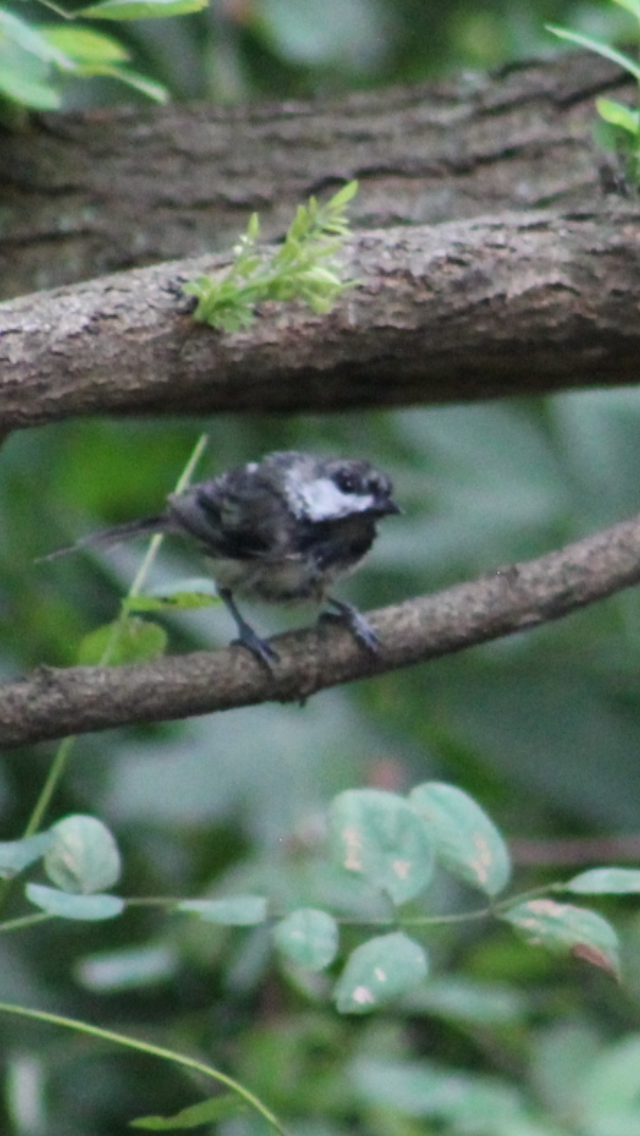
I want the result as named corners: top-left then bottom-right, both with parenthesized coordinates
top-left (3, 509), bottom-right (640, 747)
top-left (0, 52), bottom-right (630, 299)
top-left (2, 208), bottom-right (640, 429)
top-left (2, 51), bottom-right (638, 430)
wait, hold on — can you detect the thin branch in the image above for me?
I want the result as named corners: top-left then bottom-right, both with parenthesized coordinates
top-left (2, 509), bottom-right (640, 748)
top-left (2, 209), bottom-right (640, 432)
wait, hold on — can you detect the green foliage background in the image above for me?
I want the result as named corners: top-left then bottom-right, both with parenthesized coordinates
top-left (5, 1), bottom-right (640, 1134)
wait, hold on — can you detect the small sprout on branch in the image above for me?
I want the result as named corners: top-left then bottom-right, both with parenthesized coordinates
top-left (182, 180), bottom-right (360, 331)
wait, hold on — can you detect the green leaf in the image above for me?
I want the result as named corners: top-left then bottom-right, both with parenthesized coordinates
top-left (26, 883), bottom-right (124, 921)
top-left (0, 832), bottom-right (53, 878)
top-left (182, 277), bottom-right (255, 331)
top-left (246, 212), bottom-right (260, 240)
top-left (77, 616), bottom-right (167, 665)
top-left (502, 899), bottom-right (620, 980)
top-left (596, 97), bottom-right (640, 136)
top-left (329, 789), bottom-right (434, 905)
top-left (546, 25), bottom-right (640, 82)
top-left (152, 578), bottom-right (219, 598)
top-left (334, 932), bottom-right (428, 1014)
top-left (597, 97), bottom-right (640, 139)
top-left (40, 25), bottom-right (130, 63)
top-left (178, 896), bottom-right (268, 925)
top-left (273, 908), bottom-right (339, 971)
top-left (125, 582), bottom-right (219, 613)
top-left (78, 65), bottom-right (168, 103)
top-left (611, 0), bottom-right (640, 21)
top-left (299, 265), bottom-right (343, 288)
top-left (0, 64), bottom-right (60, 109)
top-left (79, 0), bottom-right (207, 18)
top-left (0, 8), bottom-right (72, 66)
top-left (77, 944), bottom-right (177, 991)
top-left (0, 7), bottom-right (71, 109)
top-left (0, 14), bottom-right (166, 106)
top-left (131, 1095), bottom-right (245, 1130)
top-left (409, 782), bottom-right (511, 897)
top-left (45, 815), bottom-right (121, 894)
top-left (325, 179), bottom-right (359, 210)
top-left (565, 867), bottom-right (640, 895)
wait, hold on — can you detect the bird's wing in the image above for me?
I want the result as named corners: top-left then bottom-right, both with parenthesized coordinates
top-left (168, 476), bottom-right (293, 560)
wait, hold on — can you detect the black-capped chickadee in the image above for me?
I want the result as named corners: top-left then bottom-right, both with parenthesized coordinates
top-left (45, 450), bottom-right (400, 666)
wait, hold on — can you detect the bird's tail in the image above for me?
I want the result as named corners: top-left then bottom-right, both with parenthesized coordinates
top-left (38, 514), bottom-right (171, 562)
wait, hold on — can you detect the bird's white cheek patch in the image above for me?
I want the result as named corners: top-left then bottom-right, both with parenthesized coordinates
top-left (300, 478), bottom-right (374, 521)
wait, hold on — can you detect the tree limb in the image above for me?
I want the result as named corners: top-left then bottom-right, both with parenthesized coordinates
top-left (3, 509), bottom-right (640, 748)
top-left (3, 207), bottom-right (640, 431)
top-left (0, 52), bottom-right (627, 299)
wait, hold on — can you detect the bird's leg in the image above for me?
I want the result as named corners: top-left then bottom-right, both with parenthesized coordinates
top-left (324, 597), bottom-right (379, 653)
top-left (218, 588), bottom-right (279, 668)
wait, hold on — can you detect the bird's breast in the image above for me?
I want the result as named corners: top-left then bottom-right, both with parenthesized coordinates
top-left (206, 555), bottom-right (327, 603)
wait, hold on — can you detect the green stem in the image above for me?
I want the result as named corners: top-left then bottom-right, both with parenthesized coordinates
top-left (0, 912), bottom-right (52, 934)
top-left (33, 0), bottom-right (74, 16)
top-left (22, 736), bottom-right (75, 839)
top-left (127, 433), bottom-right (209, 603)
top-left (0, 1001), bottom-right (287, 1134)
top-left (0, 435), bottom-right (210, 919)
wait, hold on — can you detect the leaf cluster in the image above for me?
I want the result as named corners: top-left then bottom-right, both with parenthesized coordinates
top-left (0, 783), bottom-right (629, 994)
top-left (0, 0), bottom-right (206, 122)
top-left (182, 180), bottom-right (360, 331)
top-left (1, 782), bottom-right (638, 1132)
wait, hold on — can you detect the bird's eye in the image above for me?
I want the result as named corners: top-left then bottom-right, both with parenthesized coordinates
top-left (335, 469), bottom-right (358, 494)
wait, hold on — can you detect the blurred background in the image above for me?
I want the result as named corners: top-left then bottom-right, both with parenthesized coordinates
top-left (7, 0), bottom-right (633, 105)
top-left (4, 0), bottom-right (640, 1133)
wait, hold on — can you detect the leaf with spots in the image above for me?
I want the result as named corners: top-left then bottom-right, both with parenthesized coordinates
top-left (273, 908), bottom-right (339, 971)
top-left (328, 789), bottom-right (434, 906)
top-left (334, 932), bottom-right (428, 1014)
top-left (501, 899), bottom-right (620, 981)
top-left (410, 783), bottom-right (511, 897)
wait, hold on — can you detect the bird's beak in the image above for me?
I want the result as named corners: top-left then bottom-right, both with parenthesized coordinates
top-left (378, 498), bottom-right (402, 516)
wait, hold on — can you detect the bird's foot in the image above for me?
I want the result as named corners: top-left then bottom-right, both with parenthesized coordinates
top-left (234, 625), bottom-right (280, 668)
top-left (322, 598), bottom-right (379, 653)
top-left (219, 589), bottom-right (279, 669)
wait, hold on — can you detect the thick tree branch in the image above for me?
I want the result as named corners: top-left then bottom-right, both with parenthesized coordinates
top-left (3, 208), bottom-right (640, 430)
top-left (0, 53), bottom-right (628, 299)
top-left (3, 510), bottom-right (640, 748)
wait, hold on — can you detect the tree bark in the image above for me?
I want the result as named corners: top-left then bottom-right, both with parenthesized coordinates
top-left (0, 52), bottom-right (629, 299)
top-left (2, 208), bottom-right (640, 430)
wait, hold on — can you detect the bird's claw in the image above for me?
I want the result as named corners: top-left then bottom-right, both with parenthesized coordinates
top-left (234, 625), bottom-right (280, 669)
top-left (322, 598), bottom-right (380, 654)
top-left (219, 588), bottom-right (279, 670)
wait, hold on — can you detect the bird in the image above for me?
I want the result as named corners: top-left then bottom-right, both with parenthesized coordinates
top-left (44, 450), bottom-right (400, 666)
